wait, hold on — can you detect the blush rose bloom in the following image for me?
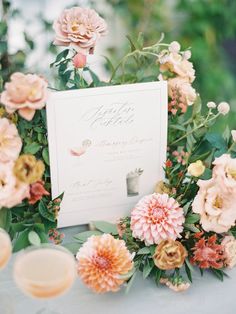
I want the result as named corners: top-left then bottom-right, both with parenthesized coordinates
top-left (0, 118), bottom-right (22, 163)
top-left (159, 52), bottom-right (195, 83)
top-left (1, 73), bottom-right (48, 121)
top-left (0, 162), bottom-right (29, 208)
top-left (222, 236), bottom-right (236, 268)
top-left (192, 178), bottom-right (236, 233)
top-left (53, 7), bottom-right (107, 54)
top-left (168, 77), bottom-right (197, 109)
top-left (212, 154), bottom-right (236, 194)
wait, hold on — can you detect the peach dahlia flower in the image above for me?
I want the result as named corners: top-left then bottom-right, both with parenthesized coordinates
top-left (0, 162), bottom-right (29, 208)
top-left (53, 7), bottom-right (107, 54)
top-left (192, 178), bottom-right (236, 233)
top-left (0, 118), bottom-right (22, 163)
top-left (131, 193), bottom-right (184, 246)
top-left (1, 73), bottom-right (48, 121)
top-left (76, 234), bottom-right (134, 293)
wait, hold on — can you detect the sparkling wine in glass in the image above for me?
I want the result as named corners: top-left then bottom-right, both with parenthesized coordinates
top-left (13, 244), bottom-right (77, 314)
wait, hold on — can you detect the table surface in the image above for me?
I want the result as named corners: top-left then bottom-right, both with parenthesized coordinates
top-left (1, 226), bottom-right (236, 314)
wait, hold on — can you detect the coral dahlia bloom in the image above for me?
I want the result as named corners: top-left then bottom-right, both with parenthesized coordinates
top-left (1, 72), bottom-right (48, 121)
top-left (191, 235), bottom-right (224, 269)
top-left (53, 7), bottom-right (107, 54)
top-left (76, 234), bottom-right (134, 293)
top-left (131, 193), bottom-right (184, 246)
top-left (0, 118), bottom-right (22, 163)
top-left (28, 180), bottom-right (50, 205)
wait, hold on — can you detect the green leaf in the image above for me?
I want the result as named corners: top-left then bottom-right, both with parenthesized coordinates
top-left (137, 247), bottom-right (150, 255)
top-left (143, 260), bottom-right (154, 279)
top-left (184, 261), bottom-right (193, 283)
top-left (183, 201), bottom-right (192, 215)
top-left (13, 229), bottom-right (30, 252)
top-left (24, 142), bottom-right (41, 154)
top-left (118, 267), bottom-right (136, 280)
top-left (42, 147), bottom-right (50, 165)
top-left (125, 272), bottom-right (137, 294)
top-left (0, 208), bottom-right (12, 231)
top-left (185, 213), bottom-right (200, 224)
top-left (39, 201), bottom-right (55, 222)
top-left (63, 242), bottom-right (82, 255)
top-left (169, 124), bottom-right (186, 132)
top-left (55, 49), bottom-right (69, 64)
top-left (192, 95), bottom-right (202, 117)
top-left (155, 268), bottom-right (163, 285)
top-left (211, 268), bottom-right (224, 281)
top-left (73, 230), bottom-right (102, 242)
top-left (28, 230), bottom-right (41, 246)
top-left (184, 224), bottom-right (200, 233)
top-left (92, 221), bottom-right (118, 235)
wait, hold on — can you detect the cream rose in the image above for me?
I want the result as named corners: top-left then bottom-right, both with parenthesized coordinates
top-left (0, 162), bottom-right (29, 208)
top-left (1, 73), bottom-right (48, 121)
top-left (212, 154), bottom-right (236, 194)
top-left (188, 160), bottom-right (205, 177)
top-left (0, 118), bottom-right (22, 163)
top-left (222, 236), bottom-right (236, 268)
top-left (192, 178), bottom-right (236, 233)
top-left (53, 7), bottom-right (107, 54)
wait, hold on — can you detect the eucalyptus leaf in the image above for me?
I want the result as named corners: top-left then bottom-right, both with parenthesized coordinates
top-left (73, 230), bottom-right (102, 242)
top-left (92, 221), bottom-right (118, 235)
top-left (28, 230), bottom-right (41, 246)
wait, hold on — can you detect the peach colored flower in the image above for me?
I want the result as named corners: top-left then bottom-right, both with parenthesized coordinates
top-left (0, 162), bottom-right (29, 208)
top-left (222, 236), bottom-right (236, 268)
top-left (53, 7), bottom-right (107, 54)
top-left (168, 77), bottom-right (197, 113)
top-left (76, 234), bottom-right (134, 293)
top-left (159, 52), bottom-right (195, 83)
top-left (1, 73), bottom-right (48, 121)
top-left (28, 180), bottom-right (50, 205)
top-left (190, 235), bottom-right (224, 269)
top-left (131, 193), bottom-right (184, 246)
top-left (72, 53), bottom-right (87, 68)
top-left (0, 118), bottom-right (22, 163)
top-left (192, 178), bottom-right (236, 233)
top-left (160, 277), bottom-right (190, 292)
top-left (153, 239), bottom-right (187, 270)
top-left (212, 154), bottom-right (236, 194)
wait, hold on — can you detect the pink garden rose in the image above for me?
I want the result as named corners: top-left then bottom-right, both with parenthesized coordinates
top-left (212, 154), bottom-right (236, 194)
top-left (0, 162), bottom-right (29, 208)
top-left (192, 178), bottom-right (236, 233)
top-left (131, 193), bottom-right (184, 246)
top-left (159, 52), bottom-right (195, 83)
top-left (222, 236), bottom-right (236, 268)
top-left (1, 73), bottom-right (48, 121)
top-left (53, 7), bottom-right (107, 54)
top-left (0, 118), bottom-right (22, 163)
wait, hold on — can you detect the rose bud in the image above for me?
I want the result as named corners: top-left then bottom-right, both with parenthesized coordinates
top-left (72, 53), bottom-right (87, 69)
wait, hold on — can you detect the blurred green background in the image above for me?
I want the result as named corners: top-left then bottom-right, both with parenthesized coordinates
top-left (1, 0), bottom-right (236, 128)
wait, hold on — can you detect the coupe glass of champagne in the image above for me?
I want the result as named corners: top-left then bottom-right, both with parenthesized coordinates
top-left (0, 228), bottom-right (12, 271)
top-left (13, 244), bottom-right (77, 314)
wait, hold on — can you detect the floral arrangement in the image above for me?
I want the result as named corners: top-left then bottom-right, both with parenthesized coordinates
top-left (1, 6), bottom-right (236, 294)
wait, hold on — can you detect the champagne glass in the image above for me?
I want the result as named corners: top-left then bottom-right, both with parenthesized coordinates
top-left (0, 228), bottom-right (12, 270)
top-left (0, 228), bottom-right (13, 314)
top-left (13, 244), bottom-right (77, 314)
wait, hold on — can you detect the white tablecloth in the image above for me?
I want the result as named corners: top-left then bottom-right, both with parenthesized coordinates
top-left (1, 226), bottom-right (235, 314)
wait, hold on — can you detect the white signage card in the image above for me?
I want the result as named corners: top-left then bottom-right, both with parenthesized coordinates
top-left (46, 82), bottom-right (168, 227)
